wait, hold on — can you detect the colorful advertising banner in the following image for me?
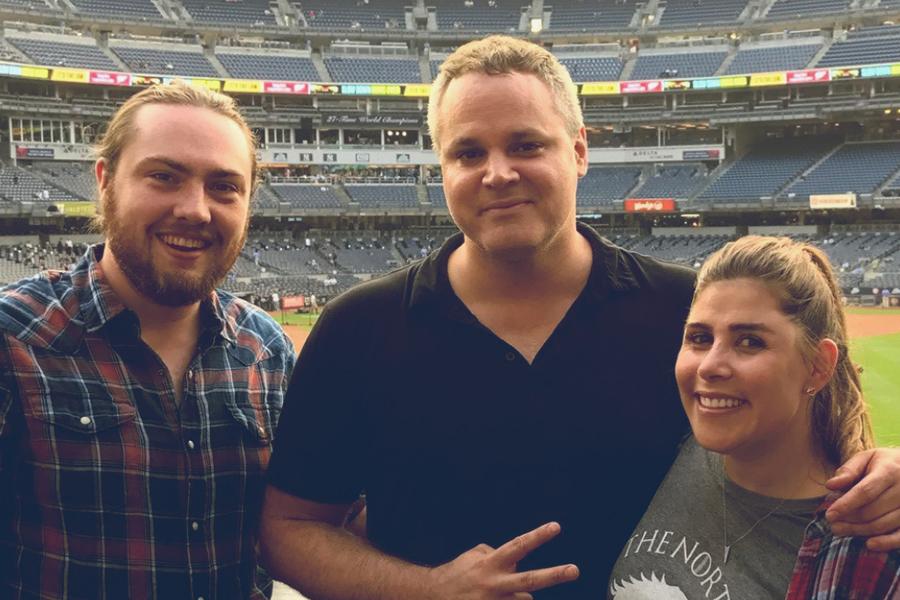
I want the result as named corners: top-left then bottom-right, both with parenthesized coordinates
top-left (664, 79), bottom-right (692, 91)
top-left (370, 84), bottom-right (403, 96)
top-left (403, 84), bottom-right (431, 97)
top-left (749, 72), bottom-right (787, 87)
top-left (263, 81), bottom-right (309, 94)
top-left (830, 67), bottom-right (861, 80)
top-left (133, 75), bottom-right (164, 86)
top-left (311, 84), bottom-right (340, 94)
top-left (809, 193), bottom-right (856, 209)
top-left (20, 65), bottom-right (50, 79)
top-left (89, 70), bottom-right (131, 86)
top-left (280, 295), bottom-right (305, 310)
top-left (682, 149), bottom-right (720, 160)
top-left (15, 146), bottom-right (53, 159)
top-left (620, 80), bottom-right (663, 94)
top-left (581, 82), bottom-right (620, 95)
top-left (51, 68), bottom-right (89, 83)
top-left (624, 198), bottom-right (677, 212)
top-left (165, 77), bottom-right (221, 91)
top-left (223, 79), bottom-right (263, 93)
top-left (786, 68), bottom-right (830, 84)
top-left (54, 202), bottom-right (96, 217)
top-left (720, 75), bottom-right (749, 88)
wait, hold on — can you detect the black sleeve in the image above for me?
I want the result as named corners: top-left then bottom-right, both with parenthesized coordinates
top-left (266, 293), bottom-right (375, 505)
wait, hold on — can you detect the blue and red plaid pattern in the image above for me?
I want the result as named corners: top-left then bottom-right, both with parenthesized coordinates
top-left (786, 496), bottom-right (900, 599)
top-left (0, 245), bottom-right (294, 600)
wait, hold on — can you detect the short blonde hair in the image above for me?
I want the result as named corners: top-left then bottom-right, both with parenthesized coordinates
top-left (93, 80), bottom-right (257, 232)
top-left (695, 236), bottom-right (874, 465)
top-left (427, 35), bottom-right (583, 154)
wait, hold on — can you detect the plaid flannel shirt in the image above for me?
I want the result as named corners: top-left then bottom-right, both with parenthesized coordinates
top-left (0, 245), bottom-right (295, 600)
top-left (786, 496), bottom-right (900, 599)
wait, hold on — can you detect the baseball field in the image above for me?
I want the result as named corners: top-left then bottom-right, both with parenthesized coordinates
top-left (273, 307), bottom-right (900, 445)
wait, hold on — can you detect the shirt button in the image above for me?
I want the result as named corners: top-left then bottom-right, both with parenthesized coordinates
top-left (187, 369), bottom-right (194, 379)
top-left (191, 521), bottom-right (200, 531)
top-left (257, 425), bottom-right (266, 438)
top-left (79, 416), bottom-right (92, 426)
top-left (505, 352), bottom-right (516, 362)
top-left (187, 440), bottom-right (195, 450)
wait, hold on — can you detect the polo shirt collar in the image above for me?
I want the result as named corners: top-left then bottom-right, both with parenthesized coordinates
top-left (407, 221), bottom-right (641, 314)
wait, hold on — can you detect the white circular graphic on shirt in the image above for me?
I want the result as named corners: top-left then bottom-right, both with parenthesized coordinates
top-left (610, 572), bottom-right (688, 600)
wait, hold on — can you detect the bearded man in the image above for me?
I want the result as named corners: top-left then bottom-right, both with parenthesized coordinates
top-left (0, 81), bottom-right (294, 599)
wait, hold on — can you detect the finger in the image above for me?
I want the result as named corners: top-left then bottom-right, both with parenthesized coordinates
top-left (499, 564), bottom-right (580, 593)
top-left (492, 522), bottom-right (562, 567)
top-left (831, 506), bottom-right (900, 538)
top-left (826, 473), bottom-right (891, 522)
top-left (866, 527), bottom-right (900, 552)
top-left (826, 450), bottom-right (875, 492)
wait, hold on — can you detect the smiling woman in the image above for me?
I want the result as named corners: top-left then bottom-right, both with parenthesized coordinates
top-left (609, 236), bottom-right (899, 600)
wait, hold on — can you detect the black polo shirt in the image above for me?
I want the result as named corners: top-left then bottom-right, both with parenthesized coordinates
top-left (269, 223), bottom-right (696, 598)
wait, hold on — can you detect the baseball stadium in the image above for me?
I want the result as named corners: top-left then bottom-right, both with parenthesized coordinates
top-left (0, 0), bottom-right (899, 596)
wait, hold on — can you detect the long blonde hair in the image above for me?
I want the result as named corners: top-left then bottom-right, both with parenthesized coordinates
top-left (695, 235), bottom-right (873, 465)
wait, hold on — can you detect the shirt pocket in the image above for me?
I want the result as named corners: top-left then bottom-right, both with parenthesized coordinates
top-left (22, 390), bottom-right (139, 511)
top-left (223, 391), bottom-right (275, 449)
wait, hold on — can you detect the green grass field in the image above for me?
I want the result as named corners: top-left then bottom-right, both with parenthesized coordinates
top-left (273, 310), bottom-right (320, 329)
top-left (852, 332), bottom-right (900, 446)
top-left (274, 309), bottom-right (900, 446)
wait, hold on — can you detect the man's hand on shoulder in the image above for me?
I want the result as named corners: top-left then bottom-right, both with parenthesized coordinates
top-left (826, 447), bottom-right (900, 550)
top-left (427, 522), bottom-right (579, 600)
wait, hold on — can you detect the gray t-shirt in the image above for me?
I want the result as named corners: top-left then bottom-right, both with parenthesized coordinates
top-left (608, 438), bottom-right (822, 600)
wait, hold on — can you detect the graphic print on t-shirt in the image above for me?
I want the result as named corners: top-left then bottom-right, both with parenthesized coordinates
top-left (609, 528), bottom-right (730, 600)
top-left (609, 572), bottom-right (688, 599)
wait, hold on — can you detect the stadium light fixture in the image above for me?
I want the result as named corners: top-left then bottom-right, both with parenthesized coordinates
top-left (530, 17), bottom-right (542, 34)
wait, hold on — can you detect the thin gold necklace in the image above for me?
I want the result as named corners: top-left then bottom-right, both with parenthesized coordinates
top-left (721, 457), bottom-right (789, 565)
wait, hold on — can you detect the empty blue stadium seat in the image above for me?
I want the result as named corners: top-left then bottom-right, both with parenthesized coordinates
top-left (724, 43), bottom-right (821, 75)
top-left (630, 50), bottom-right (728, 80)
top-left (69, 0), bottom-right (164, 20)
top-left (547, 0), bottom-right (639, 32)
top-left (111, 45), bottom-right (219, 77)
top-left (657, 0), bottom-right (748, 27)
top-left (182, 0), bottom-right (279, 26)
top-left (271, 185), bottom-right (345, 209)
top-left (816, 26), bottom-right (900, 68)
top-left (765, 0), bottom-right (850, 20)
top-left (9, 36), bottom-right (119, 70)
top-left (324, 56), bottom-right (421, 83)
top-left (783, 142), bottom-right (900, 197)
top-left (631, 165), bottom-right (709, 199)
top-left (299, 0), bottom-right (407, 30)
top-left (700, 137), bottom-right (839, 202)
top-left (432, 0), bottom-right (522, 32)
top-left (576, 167), bottom-right (641, 206)
top-left (558, 56), bottom-right (624, 81)
top-left (217, 52), bottom-right (320, 80)
top-left (344, 184), bottom-right (420, 209)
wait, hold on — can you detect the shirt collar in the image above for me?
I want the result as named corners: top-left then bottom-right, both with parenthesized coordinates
top-left (79, 243), bottom-right (237, 345)
top-left (407, 221), bottom-right (641, 313)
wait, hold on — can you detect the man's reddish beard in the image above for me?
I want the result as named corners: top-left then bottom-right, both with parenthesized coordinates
top-left (101, 185), bottom-right (248, 307)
